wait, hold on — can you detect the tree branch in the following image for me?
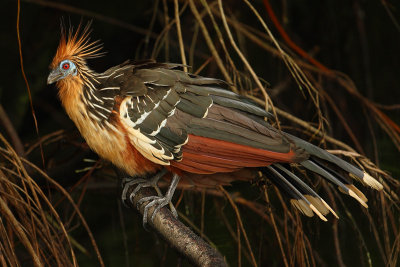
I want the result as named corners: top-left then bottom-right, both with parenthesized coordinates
top-left (124, 186), bottom-right (228, 267)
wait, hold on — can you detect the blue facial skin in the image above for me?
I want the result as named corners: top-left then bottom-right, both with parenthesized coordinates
top-left (47, 59), bottom-right (77, 84)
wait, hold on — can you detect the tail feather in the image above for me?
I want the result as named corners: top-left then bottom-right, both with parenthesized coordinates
top-left (310, 157), bottom-right (367, 202)
top-left (346, 184), bottom-right (368, 203)
top-left (275, 164), bottom-right (338, 219)
top-left (264, 166), bottom-right (328, 221)
top-left (310, 157), bottom-right (352, 185)
top-left (352, 172), bottom-right (384, 191)
top-left (288, 134), bottom-right (383, 190)
top-left (288, 134), bottom-right (363, 176)
top-left (301, 160), bottom-right (368, 208)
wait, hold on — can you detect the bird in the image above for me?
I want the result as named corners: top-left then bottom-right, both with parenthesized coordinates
top-left (47, 24), bottom-right (383, 225)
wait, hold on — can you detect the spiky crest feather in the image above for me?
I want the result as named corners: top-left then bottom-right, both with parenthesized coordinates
top-left (50, 22), bottom-right (104, 70)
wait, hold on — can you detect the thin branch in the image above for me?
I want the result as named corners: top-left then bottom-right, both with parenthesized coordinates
top-left (262, 0), bottom-right (331, 72)
top-left (24, 0), bottom-right (154, 37)
top-left (219, 185), bottom-right (258, 267)
top-left (18, 156), bottom-right (104, 267)
top-left (188, 0), bottom-right (235, 89)
top-left (17, 0), bottom-right (45, 168)
top-left (381, 0), bottom-right (400, 34)
top-left (321, 91), bottom-right (365, 154)
top-left (0, 190), bottom-right (42, 267)
top-left (174, 0), bottom-right (188, 72)
top-left (218, 0), bottom-right (272, 112)
top-left (246, 94), bottom-right (357, 152)
top-left (263, 186), bottom-right (289, 267)
top-left (0, 104), bottom-right (25, 156)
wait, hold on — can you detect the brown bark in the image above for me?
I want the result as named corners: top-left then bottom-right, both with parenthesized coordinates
top-left (124, 186), bottom-right (228, 267)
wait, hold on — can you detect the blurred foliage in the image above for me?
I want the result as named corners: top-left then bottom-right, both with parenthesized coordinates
top-left (1, 0), bottom-right (400, 266)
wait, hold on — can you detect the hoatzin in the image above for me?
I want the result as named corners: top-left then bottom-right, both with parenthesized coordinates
top-left (47, 25), bottom-right (383, 225)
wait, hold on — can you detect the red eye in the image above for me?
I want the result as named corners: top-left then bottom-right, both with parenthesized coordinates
top-left (62, 63), bottom-right (70, 70)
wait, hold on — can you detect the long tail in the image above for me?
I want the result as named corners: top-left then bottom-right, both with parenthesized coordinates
top-left (262, 164), bottom-right (337, 221)
top-left (262, 134), bottom-right (383, 220)
top-left (288, 133), bottom-right (383, 191)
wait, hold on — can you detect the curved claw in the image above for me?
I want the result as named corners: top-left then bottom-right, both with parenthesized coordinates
top-left (121, 169), bottom-right (168, 205)
top-left (138, 174), bottom-right (180, 227)
top-left (150, 197), bottom-right (171, 222)
top-left (137, 195), bottom-right (158, 209)
top-left (121, 178), bottom-right (147, 203)
top-left (139, 195), bottom-right (174, 226)
top-left (131, 179), bottom-right (152, 197)
top-left (150, 201), bottom-right (178, 222)
top-left (141, 196), bottom-right (171, 227)
top-left (121, 172), bottom-right (180, 228)
top-left (121, 178), bottom-right (140, 201)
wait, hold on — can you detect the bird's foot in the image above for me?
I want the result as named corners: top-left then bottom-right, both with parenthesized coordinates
top-left (121, 169), bottom-right (168, 205)
top-left (137, 174), bottom-right (180, 227)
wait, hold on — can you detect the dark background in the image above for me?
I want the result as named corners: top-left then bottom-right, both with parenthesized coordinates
top-left (1, 0), bottom-right (400, 266)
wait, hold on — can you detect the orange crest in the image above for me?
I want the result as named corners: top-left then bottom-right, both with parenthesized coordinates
top-left (50, 22), bottom-right (104, 69)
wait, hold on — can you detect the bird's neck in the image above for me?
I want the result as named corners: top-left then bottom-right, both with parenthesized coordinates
top-left (57, 75), bottom-right (90, 132)
top-left (57, 76), bottom-right (85, 113)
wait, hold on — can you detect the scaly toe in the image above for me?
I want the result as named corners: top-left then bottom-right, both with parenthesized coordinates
top-left (137, 196), bottom-right (158, 209)
top-left (142, 198), bottom-right (164, 227)
top-left (169, 202), bottom-right (178, 218)
top-left (150, 199), bottom-right (170, 223)
top-left (138, 196), bottom-right (171, 225)
top-left (121, 178), bottom-right (148, 203)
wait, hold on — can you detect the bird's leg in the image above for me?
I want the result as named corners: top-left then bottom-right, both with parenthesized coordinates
top-left (121, 169), bottom-right (168, 205)
top-left (137, 173), bottom-right (180, 227)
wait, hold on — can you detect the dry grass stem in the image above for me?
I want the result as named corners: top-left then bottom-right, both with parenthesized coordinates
top-left (219, 185), bottom-right (258, 267)
top-left (174, 0), bottom-right (188, 72)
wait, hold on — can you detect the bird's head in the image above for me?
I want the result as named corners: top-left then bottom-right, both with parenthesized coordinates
top-left (47, 59), bottom-right (78, 85)
top-left (47, 23), bottom-right (103, 85)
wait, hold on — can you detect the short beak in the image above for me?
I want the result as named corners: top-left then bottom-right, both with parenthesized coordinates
top-left (47, 69), bottom-right (63, 85)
